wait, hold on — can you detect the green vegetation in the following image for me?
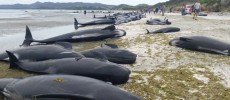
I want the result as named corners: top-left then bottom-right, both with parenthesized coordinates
top-left (0, 33), bottom-right (230, 99)
top-left (155, 0), bottom-right (230, 12)
top-left (122, 67), bottom-right (230, 100)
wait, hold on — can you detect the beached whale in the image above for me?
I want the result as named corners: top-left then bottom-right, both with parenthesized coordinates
top-left (169, 36), bottom-right (230, 55)
top-left (6, 51), bottom-right (130, 85)
top-left (93, 14), bottom-right (107, 19)
top-left (80, 43), bottom-right (137, 64)
top-left (74, 18), bottom-right (115, 29)
top-left (94, 14), bottom-right (116, 20)
top-left (198, 12), bottom-right (208, 16)
top-left (146, 27), bottom-right (180, 34)
top-left (146, 18), bottom-right (171, 25)
top-left (22, 25), bottom-right (126, 46)
top-left (0, 75), bottom-right (143, 100)
top-left (0, 42), bottom-right (83, 62)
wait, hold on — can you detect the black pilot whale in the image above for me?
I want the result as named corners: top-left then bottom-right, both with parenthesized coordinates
top-left (169, 36), bottom-right (230, 55)
top-left (22, 25), bottom-right (126, 46)
top-left (0, 75), bottom-right (143, 100)
top-left (0, 42), bottom-right (83, 62)
top-left (6, 51), bottom-right (131, 85)
top-left (74, 18), bottom-right (115, 29)
top-left (146, 27), bottom-right (180, 34)
top-left (80, 43), bottom-right (137, 64)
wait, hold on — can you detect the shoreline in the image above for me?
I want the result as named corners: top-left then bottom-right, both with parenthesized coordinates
top-left (0, 10), bottom-right (230, 99)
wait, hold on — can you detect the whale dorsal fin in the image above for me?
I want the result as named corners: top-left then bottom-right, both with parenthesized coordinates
top-left (102, 25), bottom-right (116, 31)
top-left (33, 93), bottom-right (94, 100)
top-left (5, 51), bottom-right (20, 69)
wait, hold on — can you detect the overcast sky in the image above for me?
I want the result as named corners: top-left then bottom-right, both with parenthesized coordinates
top-left (0, 0), bottom-right (169, 5)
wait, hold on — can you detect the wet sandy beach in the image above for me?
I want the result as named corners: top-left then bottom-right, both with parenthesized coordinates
top-left (0, 10), bottom-right (230, 99)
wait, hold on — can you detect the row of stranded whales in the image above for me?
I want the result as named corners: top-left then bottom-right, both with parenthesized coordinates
top-left (6, 51), bottom-right (130, 85)
top-left (80, 43), bottom-right (137, 64)
top-left (169, 36), bottom-right (230, 55)
top-left (75, 12), bottom-right (145, 29)
top-left (94, 14), bottom-right (107, 19)
top-left (0, 12), bottom-right (148, 100)
top-left (146, 27), bottom-right (180, 34)
top-left (22, 25), bottom-right (126, 46)
top-left (92, 12), bottom-right (145, 25)
top-left (146, 18), bottom-right (171, 25)
top-left (94, 14), bottom-right (116, 20)
top-left (0, 43), bottom-right (137, 64)
top-left (74, 18), bottom-right (115, 29)
top-left (0, 75), bottom-right (143, 100)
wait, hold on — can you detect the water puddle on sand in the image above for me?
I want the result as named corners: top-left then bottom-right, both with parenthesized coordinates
top-left (0, 25), bottom-right (75, 52)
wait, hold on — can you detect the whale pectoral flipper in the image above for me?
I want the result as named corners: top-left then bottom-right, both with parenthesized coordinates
top-left (33, 93), bottom-right (94, 100)
top-left (198, 47), bottom-right (229, 55)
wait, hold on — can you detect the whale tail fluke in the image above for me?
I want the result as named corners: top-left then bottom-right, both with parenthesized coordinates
top-left (5, 51), bottom-right (20, 69)
top-left (74, 18), bottom-right (79, 30)
top-left (22, 26), bottom-right (34, 46)
top-left (164, 16), bottom-right (167, 20)
top-left (120, 29), bottom-right (126, 37)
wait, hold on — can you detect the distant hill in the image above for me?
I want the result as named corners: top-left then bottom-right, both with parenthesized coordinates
top-left (0, 2), bottom-right (116, 10)
top-left (0, 2), bottom-right (153, 10)
top-left (153, 0), bottom-right (230, 12)
top-left (113, 4), bottom-right (150, 10)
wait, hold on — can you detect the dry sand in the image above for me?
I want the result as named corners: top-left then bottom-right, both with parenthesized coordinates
top-left (0, 11), bottom-right (230, 99)
top-left (115, 13), bottom-right (230, 99)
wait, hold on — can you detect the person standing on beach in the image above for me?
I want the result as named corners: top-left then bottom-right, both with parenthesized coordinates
top-left (84, 10), bottom-right (86, 15)
top-left (161, 5), bottom-right (166, 16)
top-left (181, 3), bottom-right (186, 15)
top-left (155, 7), bottom-right (159, 14)
top-left (193, 0), bottom-right (201, 20)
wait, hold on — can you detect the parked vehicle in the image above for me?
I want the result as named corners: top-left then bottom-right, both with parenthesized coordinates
top-left (182, 5), bottom-right (193, 15)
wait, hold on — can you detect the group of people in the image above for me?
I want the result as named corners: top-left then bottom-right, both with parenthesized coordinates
top-left (147, 0), bottom-right (201, 19)
top-left (153, 5), bottom-right (166, 16)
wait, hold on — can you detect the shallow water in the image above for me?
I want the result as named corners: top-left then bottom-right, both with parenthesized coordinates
top-left (0, 9), bottom-right (113, 51)
top-left (0, 25), bottom-right (74, 52)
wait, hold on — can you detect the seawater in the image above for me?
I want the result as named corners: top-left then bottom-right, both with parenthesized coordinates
top-left (0, 9), bottom-right (111, 52)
